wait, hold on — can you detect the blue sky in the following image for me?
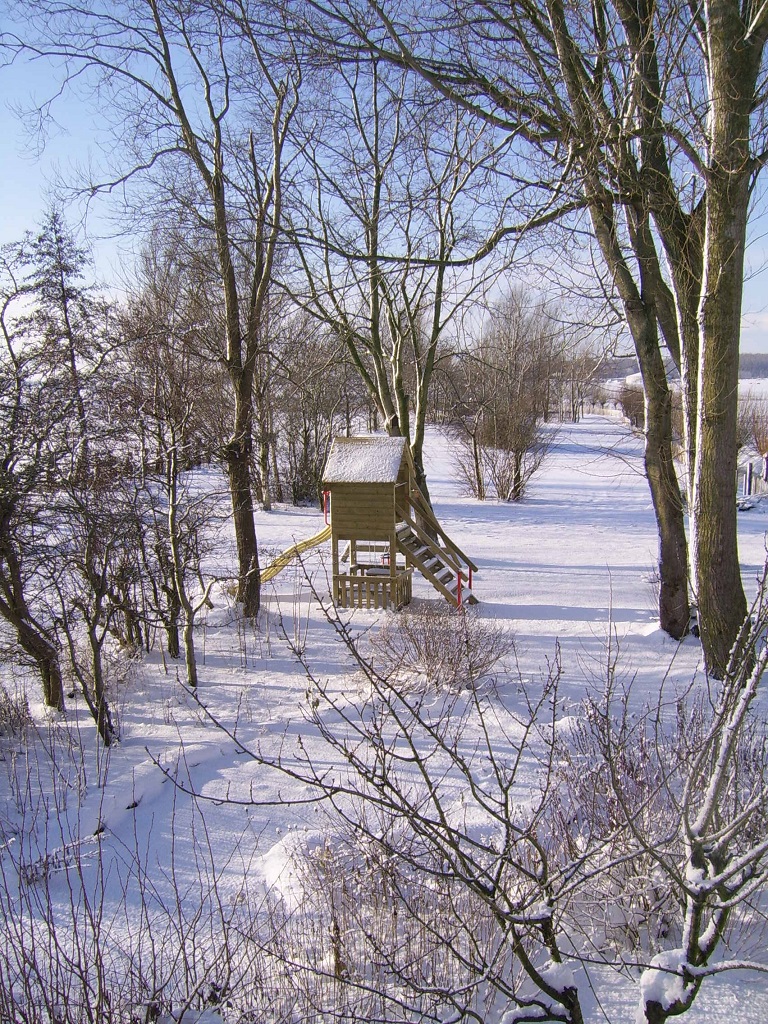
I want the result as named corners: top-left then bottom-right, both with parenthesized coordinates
top-left (2, 50), bottom-right (768, 351)
top-left (0, 50), bottom-right (132, 289)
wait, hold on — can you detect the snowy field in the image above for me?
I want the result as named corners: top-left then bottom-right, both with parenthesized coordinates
top-left (2, 414), bottom-right (768, 1023)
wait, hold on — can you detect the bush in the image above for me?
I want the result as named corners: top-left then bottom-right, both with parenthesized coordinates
top-left (619, 383), bottom-right (645, 428)
top-left (0, 683), bottom-right (32, 740)
top-left (370, 603), bottom-right (514, 690)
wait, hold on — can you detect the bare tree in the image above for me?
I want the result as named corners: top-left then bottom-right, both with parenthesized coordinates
top-left (8, 0), bottom-right (303, 617)
top-left (551, 621), bottom-right (768, 1024)
top-left (165, 443), bottom-right (217, 690)
top-left (1, 226), bottom-right (122, 735)
top-left (738, 391), bottom-right (768, 456)
top-left (558, 345), bottom-right (603, 423)
top-left (620, 382), bottom-right (646, 429)
top-left (123, 232), bottom-right (230, 478)
top-left (121, 255), bottom-right (228, 686)
top-left (285, 54), bottom-right (511, 499)
top-left (272, 315), bottom-right (350, 505)
top-left (0, 244), bottom-right (68, 709)
top-left (53, 485), bottom-right (128, 746)
top-left (451, 293), bottom-right (557, 501)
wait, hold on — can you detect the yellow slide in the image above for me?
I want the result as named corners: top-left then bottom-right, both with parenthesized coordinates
top-left (260, 523), bottom-right (332, 583)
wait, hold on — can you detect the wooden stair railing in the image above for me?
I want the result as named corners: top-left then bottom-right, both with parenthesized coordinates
top-left (402, 486), bottom-right (478, 572)
top-left (395, 489), bottom-right (477, 606)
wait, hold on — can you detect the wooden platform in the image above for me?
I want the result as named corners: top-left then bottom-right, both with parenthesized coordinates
top-left (333, 568), bottom-right (413, 610)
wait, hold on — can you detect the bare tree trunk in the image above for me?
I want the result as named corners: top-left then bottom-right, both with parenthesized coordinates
top-left (168, 446), bottom-right (207, 686)
top-left (545, 0), bottom-right (691, 638)
top-left (270, 447), bottom-right (283, 504)
top-left (472, 433), bottom-right (484, 501)
top-left (691, 0), bottom-right (761, 673)
top-left (512, 450), bottom-right (523, 501)
top-left (165, 589), bottom-right (181, 660)
top-left (666, 257), bottom-right (702, 507)
top-left (627, 212), bottom-right (691, 639)
top-left (410, 444), bottom-right (432, 506)
top-left (87, 629), bottom-right (115, 747)
top-left (181, 620), bottom-right (198, 691)
top-left (18, 620), bottom-right (65, 711)
top-left (586, 199), bottom-right (690, 637)
top-left (0, 554), bottom-right (65, 711)
top-left (258, 434), bottom-right (272, 512)
top-left (693, 201), bottom-right (747, 670)
top-left (642, 349), bottom-right (690, 639)
top-left (225, 433), bottom-right (260, 619)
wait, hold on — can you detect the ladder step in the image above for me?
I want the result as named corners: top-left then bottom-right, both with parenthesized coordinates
top-left (395, 510), bottom-right (476, 607)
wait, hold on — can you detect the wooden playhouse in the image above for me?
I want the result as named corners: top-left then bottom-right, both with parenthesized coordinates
top-left (322, 436), bottom-right (477, 610)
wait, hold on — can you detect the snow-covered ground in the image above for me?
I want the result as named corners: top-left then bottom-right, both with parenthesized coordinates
top-left (3, 414), bottom-right (768, 1023)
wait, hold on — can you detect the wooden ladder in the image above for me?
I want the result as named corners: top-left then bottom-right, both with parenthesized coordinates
top-left (395, 490), bottom-right (477, 607)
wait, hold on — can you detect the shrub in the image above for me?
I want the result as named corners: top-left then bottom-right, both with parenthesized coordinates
top-left (0, 683), bottom-right (32, 740)
top-left (370, 603), bottom-right (514, 690)
top-left (619, 383), bottom-right (645, 428)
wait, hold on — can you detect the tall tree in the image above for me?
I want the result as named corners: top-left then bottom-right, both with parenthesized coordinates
top-left (122, 238), bottom-right (227, 686)
top-left (20, 210), bottom-right (105, 481)
top-left (1, 218), bottom-right (129, 724)
top-left (8, 0), bottom-right (302, 617)
top-left (452, 292), bottom-right (561, 502)
top-left (0, 241), bottom-right (67, 709)
top-left (286, 53), bottom-right (512, 498)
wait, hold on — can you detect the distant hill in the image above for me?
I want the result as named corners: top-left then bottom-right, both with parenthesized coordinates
top-left (600, 353), bottom-right (768, 381)
top-left (598, 356), bottom-right (639, 380)
top-left (739, 353), bottom-right (768, 379)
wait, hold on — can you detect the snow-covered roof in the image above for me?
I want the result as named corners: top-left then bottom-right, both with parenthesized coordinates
top-left (323, 436), bottom-right (406, 484)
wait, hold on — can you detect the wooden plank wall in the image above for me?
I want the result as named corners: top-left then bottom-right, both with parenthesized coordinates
top-left (330, 483), bottom-right (394, 538)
